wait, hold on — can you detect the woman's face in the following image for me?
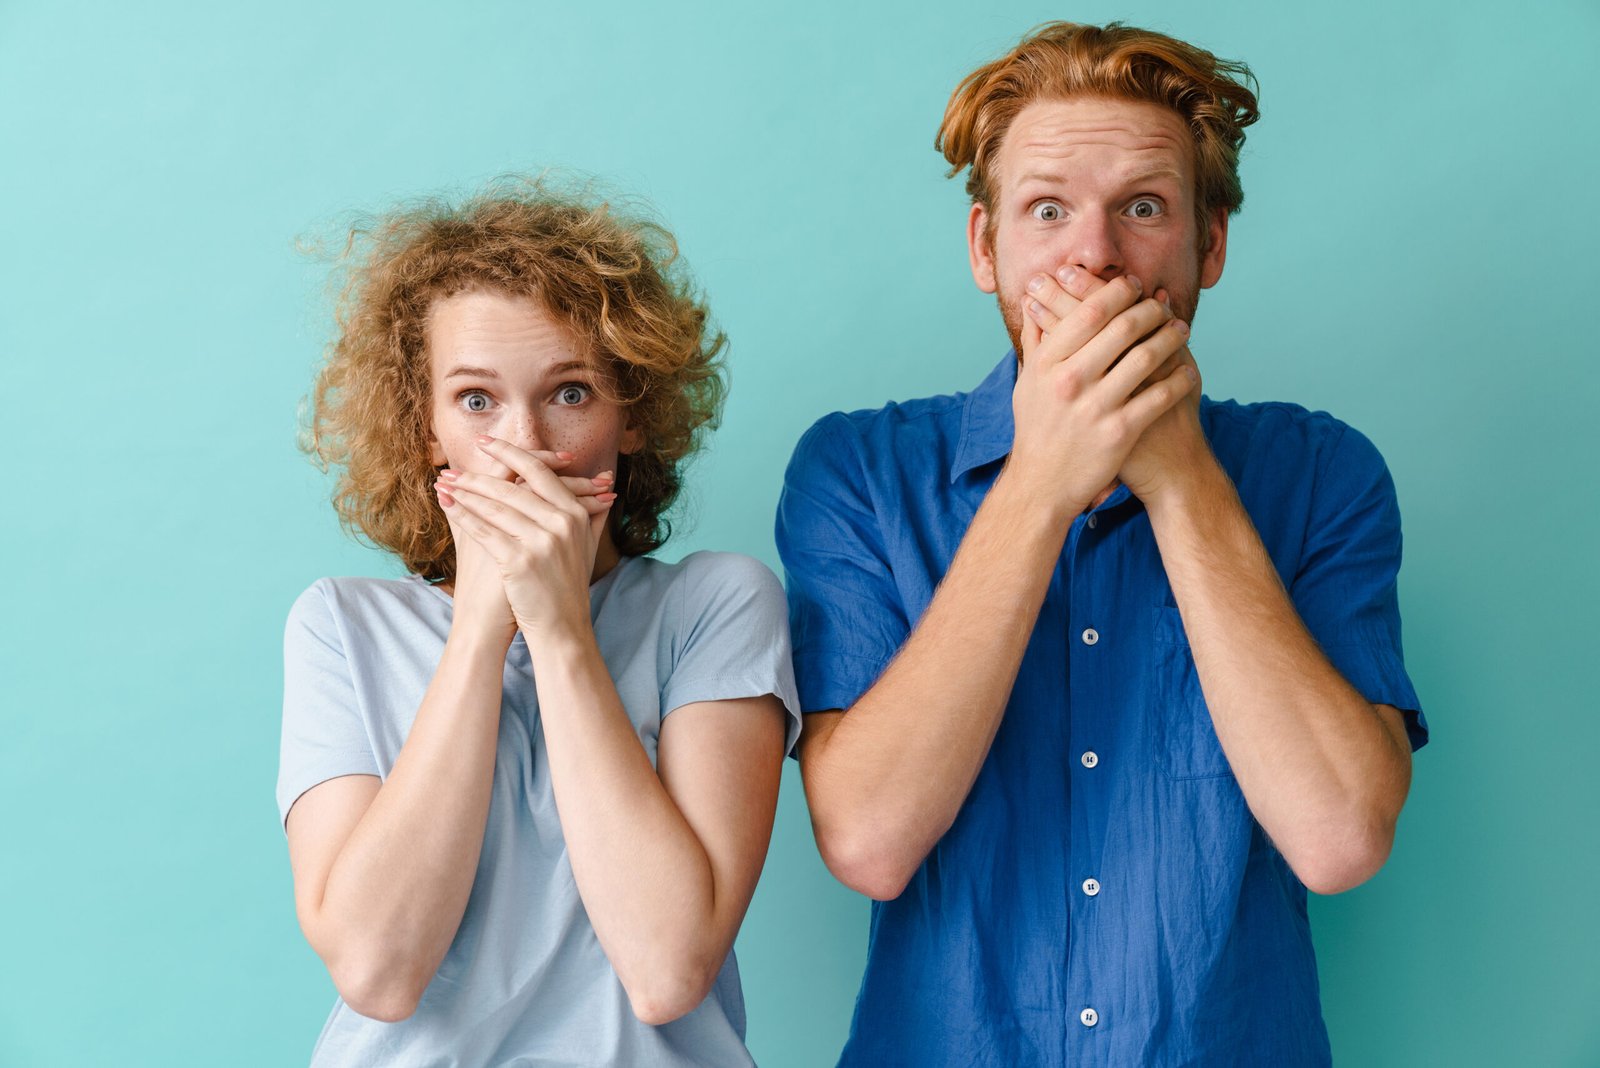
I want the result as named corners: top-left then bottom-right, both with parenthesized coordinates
top-left (425, 288), bottom-right (639, 481)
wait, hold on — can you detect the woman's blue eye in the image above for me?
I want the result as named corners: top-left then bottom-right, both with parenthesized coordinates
top-left (462, 391), bottom-right (491, 413)
top-left (1032, 202), bottom-right (1063, 222)
top-left (557, 385), bottom-right (589, 406)
top-left (1128, 198), bottom-right (1162, 219)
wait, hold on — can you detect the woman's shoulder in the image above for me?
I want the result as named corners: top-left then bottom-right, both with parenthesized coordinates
top-left (285, 574), bottom-right (446, 636)
top-left (622, 551), bottom-right (783, 603)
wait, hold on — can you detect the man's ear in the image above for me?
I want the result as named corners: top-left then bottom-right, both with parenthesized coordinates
top-left (967, 202), bottom-right (998, 294)
top-left (1199, 207), bottom-right (1229, 289)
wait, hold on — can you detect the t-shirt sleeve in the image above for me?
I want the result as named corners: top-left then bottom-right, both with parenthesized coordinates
top-left (774, 414), bottom-right (911, 717)
top-left (661, 554), bottom-right (804, 756)
top-left (277, 581), bottom-right (381, 829)
top-left (1291, 423), bottom-right (1428, 750)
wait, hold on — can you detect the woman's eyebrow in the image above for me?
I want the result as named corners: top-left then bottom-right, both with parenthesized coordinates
top-left (444, 365), bottom-right (500, 380)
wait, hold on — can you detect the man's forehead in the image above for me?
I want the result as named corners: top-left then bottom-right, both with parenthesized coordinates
top-left (1000, 97), bottom-right (1193, 184)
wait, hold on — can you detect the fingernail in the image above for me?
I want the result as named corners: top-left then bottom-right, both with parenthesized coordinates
top-left (1027, 275), bottom-right (1047, 294)
top-left (438, 469), bottom-right (459, 481)
top-left (1173, 319), bottom-right (1189, 335)
top-left (1184, 366), bottom-right (1198, 383)
top-left (1126, 275), bottom-right (1142, 294)
top-left (1028, 299), bottom-right (1045, 317)
top-left (1056, 266), bottom-right (1076, 286)
top-left (556, 451), bottom-right (575, 460)
top-left (597, 492), bottom-right (618, 502)
top-left (475, 435), bottom-right (495, 446)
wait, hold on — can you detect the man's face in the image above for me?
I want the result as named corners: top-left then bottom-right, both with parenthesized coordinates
top-left (967, 96), bottom-right (1229, 353)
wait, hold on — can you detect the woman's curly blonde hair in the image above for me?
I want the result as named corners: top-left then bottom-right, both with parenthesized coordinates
top-left (302, 177), bottom-right (726, 582)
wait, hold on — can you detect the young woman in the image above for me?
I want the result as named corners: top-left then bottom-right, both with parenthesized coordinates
top-left (278, 181), bottom-right (799, 1066)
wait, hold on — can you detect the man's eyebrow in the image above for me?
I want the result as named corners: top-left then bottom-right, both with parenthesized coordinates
top-left (1016, 172), bottom-right (1067, 188)
top-left (1120, 167), bottom-right (1183, 187)
top-left (1014, 167), bottom-right (1184, 189)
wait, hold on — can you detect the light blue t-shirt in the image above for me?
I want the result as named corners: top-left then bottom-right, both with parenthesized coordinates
top-left (278, 551), bottom-right (801, 1068)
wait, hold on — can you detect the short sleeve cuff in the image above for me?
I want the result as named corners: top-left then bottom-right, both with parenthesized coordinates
top-left (662, 672), bottom-right (804, 756)
top-left (1322, 637), bottom-right (1428, 751)
top-left (793, 647), bottom-right (893, 717)
top-left (276, 751), bottom-right (382, 831)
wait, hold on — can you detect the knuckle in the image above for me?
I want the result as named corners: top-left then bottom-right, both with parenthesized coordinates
top-left (1074, 300), bottom-right (1111, 332)
top-left (1056, 365), bottom-right (1086, 399)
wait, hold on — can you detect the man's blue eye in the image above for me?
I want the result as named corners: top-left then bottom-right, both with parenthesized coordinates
top-left (557, 385), bottom-right (589, 406)
top-left (1032, 202), bottom-right (1063, 222)
top-left (1129, 198), bottom-right (1162, 219)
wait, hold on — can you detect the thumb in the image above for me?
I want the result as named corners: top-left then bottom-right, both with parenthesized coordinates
top-left (590, 499), bottom-right (614, 545)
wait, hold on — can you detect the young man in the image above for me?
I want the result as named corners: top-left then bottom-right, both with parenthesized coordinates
top-left (776, 22), bottom-right (1427, 1066)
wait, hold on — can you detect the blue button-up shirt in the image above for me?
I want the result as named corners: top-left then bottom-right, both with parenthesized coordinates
top-left (775, 352), bottom-right (1426, 1067)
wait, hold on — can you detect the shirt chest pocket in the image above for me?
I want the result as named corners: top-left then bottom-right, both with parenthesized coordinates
top-left (1152, 605), bottom-right (1235, 780)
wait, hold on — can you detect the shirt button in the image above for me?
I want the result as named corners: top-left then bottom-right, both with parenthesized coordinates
top-left (1081, 751), bottom-right (1098, 768)
top-left (1082, 878), bottom-right (1100, 897)
top-left (1087, 514), bottom-right (1098, 529)
top-left (1081, 628), bottom-right (1099, 646)
top-left (1081, 1008), bottom-right (1099, 1027)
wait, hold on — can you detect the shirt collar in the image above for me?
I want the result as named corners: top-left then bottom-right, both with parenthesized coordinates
top-left (951, 350), bottom-right (1019, 483)
top-left (948, 348), bottom-right (1140, 514)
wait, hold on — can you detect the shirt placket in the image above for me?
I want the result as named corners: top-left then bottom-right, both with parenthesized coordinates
top-left (1064, 503), bottom-right (1111, 1063)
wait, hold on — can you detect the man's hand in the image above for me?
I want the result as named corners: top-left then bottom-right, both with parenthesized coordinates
top-left (1023, 267), bottom-right (1212, 508)
top-left (1011, 266), bottom-right (1196, 516)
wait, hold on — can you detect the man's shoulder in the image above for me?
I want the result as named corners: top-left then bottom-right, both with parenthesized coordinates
top-left (1201, 396), bottom-right (1380, 467)
top-left (805, 388), bottom-right (971, 445)
top-left (786, 385), bottom-right (971, 479)
top-left (1200, 397), bottom-right (1396, 522)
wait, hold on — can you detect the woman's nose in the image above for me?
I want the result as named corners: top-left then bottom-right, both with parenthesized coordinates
top-left (507, 414), bottom-right (547, 455)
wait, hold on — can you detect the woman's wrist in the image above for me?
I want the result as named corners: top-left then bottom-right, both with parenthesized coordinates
top-left (446, 616), bottom-right (517, 660)
top-left (522, 614), bottom-right (599, 667)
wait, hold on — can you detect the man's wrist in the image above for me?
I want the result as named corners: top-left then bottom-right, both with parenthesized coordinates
top-left (990, 459), bottom-right (1092, 534)
top-left (1142, 454), bottom-right (1235, 532)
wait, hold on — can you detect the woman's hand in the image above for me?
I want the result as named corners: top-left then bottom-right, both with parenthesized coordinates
top-left (435, 436), bottom-right (617, 642)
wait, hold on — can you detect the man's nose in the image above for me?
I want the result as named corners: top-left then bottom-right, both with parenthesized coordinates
top-left (1062, 212), bottom-right (1123, 281)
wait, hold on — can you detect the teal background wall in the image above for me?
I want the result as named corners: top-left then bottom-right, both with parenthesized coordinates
top-left (3, 1), bottom-right (1596, 1064)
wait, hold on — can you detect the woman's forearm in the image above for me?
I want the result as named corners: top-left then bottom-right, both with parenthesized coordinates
top-left (528, 631), bottom-right (729, 1025)
top-left (305, 624), bottom-right (509, 1019)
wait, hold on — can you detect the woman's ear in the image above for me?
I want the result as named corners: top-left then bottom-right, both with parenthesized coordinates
top-left (428, 430), bottom-right (448, 467)
top-left (620, 412), bottom-right (644, 455)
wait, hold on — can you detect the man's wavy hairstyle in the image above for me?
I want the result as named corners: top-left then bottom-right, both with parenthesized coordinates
top-left (301, 177), bottom-right (726, 583)
top-left (936, 21), bottom-right (1261, 249)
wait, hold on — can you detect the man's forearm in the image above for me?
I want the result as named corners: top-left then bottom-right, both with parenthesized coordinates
top-left (1145, 460), bottom-right (1412, 893)
top-left (801, 466), bottom-right (1080, 899)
